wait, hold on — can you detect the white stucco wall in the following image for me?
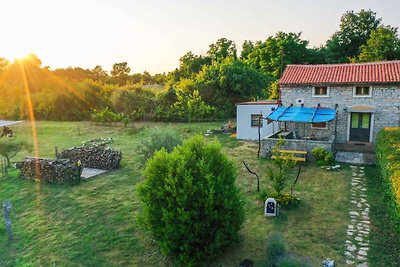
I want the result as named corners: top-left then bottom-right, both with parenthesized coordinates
top-left (236, 104), bottom-right (279, 140)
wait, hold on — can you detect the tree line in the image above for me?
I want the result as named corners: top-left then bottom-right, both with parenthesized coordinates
top-left (0, 9), bottom-right (399, 122)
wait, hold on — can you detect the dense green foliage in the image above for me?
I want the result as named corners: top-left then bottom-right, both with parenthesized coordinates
top-left (136, 127), bottom-right (182, 165)
top-left (267, 138), bottom-right (296, 195)
top-left (168, 90), bottom-right (216, 122)
top-left (138, 136), bottom-right (245, 266)
top-left (375, 127), bottom-right (400, 239)
top-left (91, 107), bottom-right (126, 125)
top-left (311, 147), bottom-right (334, 166)
top-left (265, 233), bottom-right (287, 267)
top-left (244, 32), bottom-right (312, 79)
top-left (357, 25), bottom-right (400, 62)
top-left (111, 87), bottom-right (156, 120)
top-left (265, 233), bottom-right (311, 267)
top-left (0, 137), bottom-right (31, 166)
top-left (267, 192), bottom-right (300, 207)
top-left (195, 59), bottom-right (269, 115)
top-left (325, 9), bottom-right (381, 63)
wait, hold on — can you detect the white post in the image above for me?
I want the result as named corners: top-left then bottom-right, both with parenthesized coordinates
top-left (3, 201), bottom-right (12, 241)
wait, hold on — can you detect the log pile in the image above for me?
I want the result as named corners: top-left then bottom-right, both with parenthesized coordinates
top-left (19, 157), bottom-right (81, 184)
top-left (81, 137), bottom-right (113, 147)
top-left (59, 146), bottom-right (122, 170)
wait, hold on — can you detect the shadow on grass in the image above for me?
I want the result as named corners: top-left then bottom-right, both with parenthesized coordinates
top-left (365, 166), bottom-right (400, 266)
top-left (0, 166), bottom-right (149, 266)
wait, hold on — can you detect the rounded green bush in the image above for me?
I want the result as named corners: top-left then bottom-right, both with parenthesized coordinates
top-left (268, 192), bottom-right (300, 207)
top-left (138, 135), bottom-right (245, 266)
top-left (324, 152), bottom-right (335, 165)
top-left (311, 147), bottom-right (327, 160)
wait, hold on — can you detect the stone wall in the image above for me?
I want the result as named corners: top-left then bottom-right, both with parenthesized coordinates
top-left (262, 134), bottom-right (334, 161)
top-left (280, 85), bottom-right (400, 143)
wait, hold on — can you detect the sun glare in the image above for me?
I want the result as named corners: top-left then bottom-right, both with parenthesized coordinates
top-left (6, 48), bottom-right (33, 62)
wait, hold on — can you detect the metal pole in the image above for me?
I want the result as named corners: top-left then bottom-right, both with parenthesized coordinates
top-left (334, 114), bottom-right (338, 152)
top-left (258, 113), bottom-right (262, 158)
top-left (291, 166), bottom-right (302, 196)
top-left (242, 161), bottom-right (260, 192)
top-left (334, 105), bottom-right (339, 152)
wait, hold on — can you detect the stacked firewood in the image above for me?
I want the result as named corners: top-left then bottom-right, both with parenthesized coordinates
top-left (19, 157), bottom-right (81, 184)
top-left (59, 146), bottom-right (122, 170)
top-left (81, 137), bottom-right (113, 147)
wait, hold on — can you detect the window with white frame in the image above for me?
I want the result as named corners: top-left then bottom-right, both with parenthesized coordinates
top-left (353, 86), bottom-right (372, 97)
top-left (312, 86), bottom-right (329, 97)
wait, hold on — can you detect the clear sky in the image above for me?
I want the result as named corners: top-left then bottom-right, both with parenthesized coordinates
top-left (1, 0), bottom-right (399, 74)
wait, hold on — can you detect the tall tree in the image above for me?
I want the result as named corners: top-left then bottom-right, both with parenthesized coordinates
top-left (141, 71), bottom-right (153, 84)
top-left (207, 38), bottom-right (237, 62)
top-left (111, 62), bottom-right (131, 86)
top-left (245, 32), bottom-right (310, 80)
top-left (325, 9), bottom-right (381, 63)
top-left (90, 65), bottom-right (108, 81)
top-left (357, 25), bottom-right (400, 62)
top-left (53, 67), bottom-right (92, 81)
top-left (178, 52), bottom-right (209, 79)
top-left (240, 40), bottom-right (255, 60)
top-left (195, 59), bottom-right (270, 115)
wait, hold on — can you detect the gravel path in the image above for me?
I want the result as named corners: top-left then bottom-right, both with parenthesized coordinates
top-left (345, 165), bottom-right (370, 266)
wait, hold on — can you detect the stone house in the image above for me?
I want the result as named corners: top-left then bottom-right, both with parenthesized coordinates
top-left (277, 61), bottom-right (400, 144)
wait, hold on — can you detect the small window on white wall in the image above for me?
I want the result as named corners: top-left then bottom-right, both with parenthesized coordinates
top-left (312, 86), bottom-right (329, 97)
top-left (251, 114), bottom-right (263, 127)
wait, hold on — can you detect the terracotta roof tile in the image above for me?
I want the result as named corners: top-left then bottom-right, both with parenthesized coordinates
top-left (279, 61), bottom-right (400, 85)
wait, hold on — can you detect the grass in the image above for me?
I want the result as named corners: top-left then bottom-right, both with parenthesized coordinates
top-left (0, 121), bottom-right (396, 266)
top-left (365, 166), bottom-right (400, 266)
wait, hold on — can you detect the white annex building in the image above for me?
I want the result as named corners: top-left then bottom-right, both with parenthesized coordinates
top-left (236, 101), bottom-right (279, 140)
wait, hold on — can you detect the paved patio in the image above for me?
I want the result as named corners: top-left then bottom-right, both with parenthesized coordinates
top-left (335, 143), bottom-right (376, 165)
top-left (81, 168), bottom-right (108, 180)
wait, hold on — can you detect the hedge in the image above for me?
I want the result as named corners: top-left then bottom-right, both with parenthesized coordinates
top-left (376, 127), bottom-right (400, 237)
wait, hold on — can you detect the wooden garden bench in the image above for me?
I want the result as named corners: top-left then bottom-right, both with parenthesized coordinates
top-left (271, 149), bottom-right (307, 162)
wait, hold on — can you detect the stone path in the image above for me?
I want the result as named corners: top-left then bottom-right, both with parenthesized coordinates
top-left (345, 165), bottom-right (370, 266)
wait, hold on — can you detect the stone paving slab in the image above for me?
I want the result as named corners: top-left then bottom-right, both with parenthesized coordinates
top-left (0, 120), bottom-right (23, 127)
top-left (81, 168), bottom-right (108, 180)
top-left (336, 151), bottom-right (376, 165)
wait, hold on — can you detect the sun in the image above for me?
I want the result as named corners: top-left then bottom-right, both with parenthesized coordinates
top-left (5, 47), bottom-right (33, 62)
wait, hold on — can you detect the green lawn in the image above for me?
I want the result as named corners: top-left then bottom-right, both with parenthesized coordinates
top-left (0, 121), bottom-right (396, 266)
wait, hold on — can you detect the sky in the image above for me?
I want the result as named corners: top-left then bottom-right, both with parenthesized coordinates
top-left (1, 0), bottom-right (399, 74)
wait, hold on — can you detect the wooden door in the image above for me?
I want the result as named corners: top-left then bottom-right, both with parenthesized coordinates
top-left (349, 113), bottom-right (371, 142)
